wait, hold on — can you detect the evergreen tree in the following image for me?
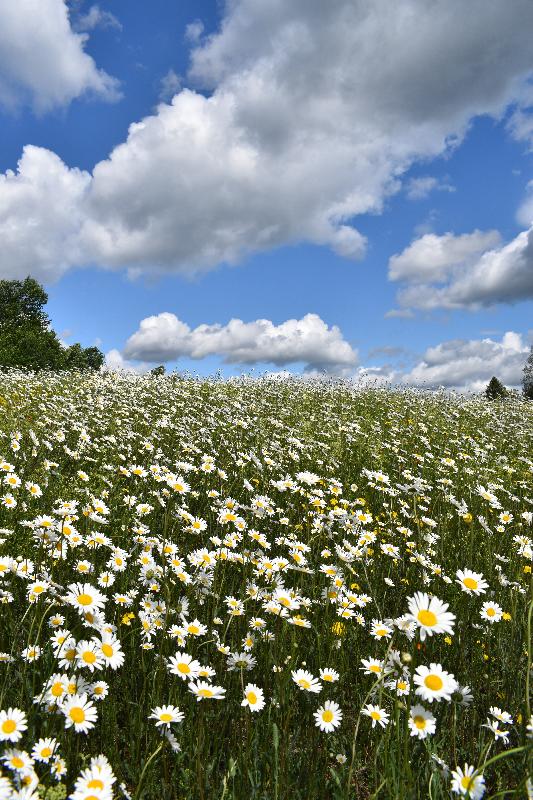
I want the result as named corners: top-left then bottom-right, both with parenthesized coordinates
top-left (0, 276), bottom-right (104, 372)
top-left (523, 346), bottom-right (533, 399)
top-left (485, 376), bottom-right (507, 400)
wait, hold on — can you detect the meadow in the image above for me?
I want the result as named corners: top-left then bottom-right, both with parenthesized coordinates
top-left (0, 370), bottom-right (531, 800)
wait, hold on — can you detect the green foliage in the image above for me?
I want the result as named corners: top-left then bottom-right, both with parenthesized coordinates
top-left (0, 276), bottom-right (103, 372)
top-left (523, 346), bottom-right (533, 399)
top-left (485, 375), bottom-right (507, 400)
top-left (150, 364), bottom-right (166, 377)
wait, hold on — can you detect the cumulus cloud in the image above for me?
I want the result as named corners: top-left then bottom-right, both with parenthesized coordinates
top-left (122, 312), bottom-right (358, 374)
top-left (357, 331), bottom-right (529, 391)
top-left (158, 69), bottom-right (181, 101)
top-left (0, 0), bottom-right (120, 112)
top-left (2, 1), bottom-right (533, 278)
top-left (400, 331), bottom-right (529, 390)
top-left (388, 230), bottom-right (501, 283)
top-left (405, 175), bottom-right (455, 200)
top-left (390, 226), bottom-right (533, 310)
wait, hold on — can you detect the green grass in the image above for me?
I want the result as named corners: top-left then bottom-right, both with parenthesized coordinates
top-left (0, 370), bottom-right (531, 799)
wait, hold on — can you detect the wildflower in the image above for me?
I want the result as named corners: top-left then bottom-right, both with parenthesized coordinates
top-left (168, 651), bottom-right (201, 680)
top-left (0, 708), bottom-right (27, 742)
top-left (451, 764), bottom-right (486, 798)
top-left (480, 601), bottom-right (503, 622)
top-left (62, 693), bottom-right (98, 733)
top-left (407, 592), bottom-right (455, 641)
top-left (291, 669), bottom-right (322, 693)
top-left (319, 667), bottom-right (339, 683)
top-left (188, 681), bottom-right (226, 701)
top-left (314, 701), bottom-right (343, 732)
top-left (408, 705), bottom-right (436, 739)
top-left (65, 582), bottom-right (107, 615)
top-left (241, 684), bottom-right (265, 712)
top-left (414, 663), bottom-right (457, 703)
top-left (456, 569), bottom-right (488, 596)
top-left (149, 705), bottom-right (184, 727)
top-left (362, 704), bottom-right (390, 728)
top-left (31, 738), bottom-right (58, 763)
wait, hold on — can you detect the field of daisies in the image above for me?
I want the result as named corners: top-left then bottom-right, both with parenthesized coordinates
top-left (0, 370), bottom-right (531, 800)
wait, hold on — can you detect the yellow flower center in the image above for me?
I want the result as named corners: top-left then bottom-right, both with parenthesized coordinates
top-left (198, 688), bottom-right (213, 698)
top-left (424, 675), bottom-right (443, 691)
top-left (102, 644), bottom-right (113, 658)
top-left (188, 625), bottom-right (200, 635)
top-left (298, 679), bottom-right (311, 689)
top-left (88, 779), bottom-right (104, 790)
top-left (486, 607), bottom-right (496, 617)
top-left (52, 683), bottom-right (64, 697)
top-left (370, 711), bottom-right (381, 720)
top-left (178, 663), bottom-right (191, 674)
top-left (41, 747), bottom-right (52, 758)
top-left (247, 691), bottom-right (257, 704)
top-left (11, 756), bottom-right (24, 768)
top-left (417, 609), bottom-right (437, 626)
top-left (322, 710), bottom-right (334, 723)
top-left (1, 719), bottom-right (16, 734)
top-left (463, 577), bottom-right (478, 590)
top-left (69, 707), bottom-right (85, 723)
top-left (461, 776), bottom-right (474, 791)
top-left (77, 593), bottom-right (93, 606)
top-left (160, 713), bottom-right (173, 722)
top-left (413, 715), bottom-right (426, 729)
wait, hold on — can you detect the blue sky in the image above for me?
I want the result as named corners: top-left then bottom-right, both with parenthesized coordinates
top-left (1, 0), bottom-right (533, 389)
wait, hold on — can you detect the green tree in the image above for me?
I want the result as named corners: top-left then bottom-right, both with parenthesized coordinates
top-left (0, 276), bottom-right (104, 372)
top-left (485, 376), bottom-right (507, 400)
top-left (523, 346), bottom-right (533, 399)
top-left (150, 365), bottom-right (166, 377)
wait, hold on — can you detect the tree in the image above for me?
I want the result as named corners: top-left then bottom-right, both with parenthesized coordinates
top-left (150, 365), bottom-right (166, 377)
top-left (0, 276), bottom-right (104, 372)
top-left (523, 346), bottom-right (533, 399)
top-left (485, 376), bottom-right (507, 400)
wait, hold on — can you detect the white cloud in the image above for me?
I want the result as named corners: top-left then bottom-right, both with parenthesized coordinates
top-left (0, 0), bottom-right (120, 112)
top-left (389, 230), bottom-right (501, 282)
top-left (516, 179), bottom-right (533, 226)
top-left (399, 331), bottom-right (529, 390)
top-left (405, 175), bottom-right (455, 200)
top-left (159, 69), bottom-right (181, 101)
top-left (73, 4), bottom-right (122, 32)
top-left (122, 312), bottom-right (358, 374)
top-left (0, 146), bottom-right (91, 282)
top-left (2, 1), bottom-right (533, 277)
top-left (104, 349), bottom-right (150, 374)
top-left (391, 226), bottom-right (533, 310)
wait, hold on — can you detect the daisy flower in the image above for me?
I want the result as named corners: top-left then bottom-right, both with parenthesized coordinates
top-left (62, 693), bottom-right (98, 733)
top-left (291, 669), bottom-right (322, 693)
top-left (0, 708), bottom-right (27, 742)
top-left (408, 705), bottom-right (436, 739)
top-left (65, 582), bottom-right (106, 615)
top-left (414, 663), bottom-right (457, 703)
top-left (319, 667), bottom-right (339, 683)
top-left (188, 681), bottom-right (226, 701)
top-left (362, 704), bottom-right (390, 729)
top-left (489, 707), bottom-right (513, 724)
top-left (314, 700), bottom-right (343, 732)
top-left (149, 705), bottom-right (184, 727)
top-left (480, 601), bottom-right (503, 623)
top-left (456, 569), bottom-right (488, 596)
top-left (407, 592), bottom-right (455, 641)
top-left (31, 738), bottom-right (58, 763)
top-left (167, 651), bottom-right (201, 680)
top-left (241, 684), bottom-right (265, 712)
top-left (451, 764), bottom-right (486, 798)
